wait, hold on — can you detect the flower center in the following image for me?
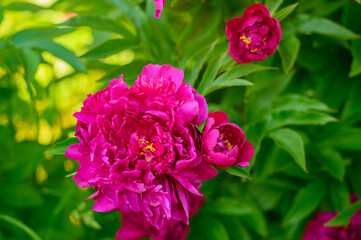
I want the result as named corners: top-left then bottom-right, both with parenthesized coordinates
top-left (239, 23), bottom-right (270, 55)
top-left (138, 138), bottom-right (156, 162)
top-left (215, 132), bottom-right (233, 152)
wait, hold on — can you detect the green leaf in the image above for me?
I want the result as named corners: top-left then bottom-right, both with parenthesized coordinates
top-left (222, 217), bottom-right (251, 240)
top-left (31, 40), bottom-right (86, 72)
top-left (82, 39), bottom-right (139, 59)
top-left (277, 35), bottom-right (300, 74)
top-left (4, 2), bottom-right (45, 12)
top-left (108, 0), bottom-right (151, 42)
top-left (202, 197), bottom-right (253, 216)
top-left (266, 0), bottom-right (284, 15)
top-left (197, 53), bottom-right (228, 94)
top-left (349, 39), bottom-right (361, 78)
top-left (11, 27), bottom-right (76, 48)
top-left (271, 94), bottom-right (332, 113)
top-left (0, 182), bottom-right (43, 207)
top-left (266, 110), bottom-right (337, 130)
top-left (283, 180), bottom-right (327, 226)
top-left (315, 148), bottom-right (345, 181)
top-left (329, 182), bottom-right (350, 211)
top-left (213, 64), bottom-right (275, 87)
top-left (199, 215), bottom-right (230, 240)
top-left (226, 166), bottom-right (251, 180)
top-left (297, 15), bottom-right (360, 40)
top-left (183, 39), bottom-right (218, 87)
top-left (273, 2), bottom-right (299, 21)
top-left (20, 48), bottom-right (40, 84)
top-left (0, 214), bottom-right (42, 240)
top-left (203, 79), bottom-right (253, 96)
top-left (320, 126), bottom-right (361, 151)
top-left (268, 128), bottom-right (306, 171)
top-left (60, 16), bottom-right (135, 38)
top-left (46, 137), bottom-right (79, 155)
top-left (325, 201), bottom-right (361, 227)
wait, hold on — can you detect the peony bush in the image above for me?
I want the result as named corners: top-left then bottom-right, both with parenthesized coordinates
top-left (0, 0), bottom-right (360, 240)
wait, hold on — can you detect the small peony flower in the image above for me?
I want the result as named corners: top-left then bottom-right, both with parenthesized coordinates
top-left (302, 212), bottom-right (349, 240)
top-left (226, 4), bottom-right (282, 64)
top-left (202, 111), bottom-right (254, 168)
top-left (65, 64), bottom-right (217, 230)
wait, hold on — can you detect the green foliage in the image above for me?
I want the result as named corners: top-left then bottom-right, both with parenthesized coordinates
top-left (1, 0), bottom-right (361, 239)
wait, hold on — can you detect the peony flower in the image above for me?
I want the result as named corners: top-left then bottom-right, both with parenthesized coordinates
top-left (154, 0), bottom-right (165, 19)
top-left (226, 4), bottom-right (282, 63)
top-left (302, 212), bottom-right (349, 240)
top-left (116, 197), bottom-right (202, 240)
top-left (202, 111), bottom-right (254, 168)
top-left (65, 64), bottom-right (217, 230)
top-left (349, 208), bottom-right (361, 240)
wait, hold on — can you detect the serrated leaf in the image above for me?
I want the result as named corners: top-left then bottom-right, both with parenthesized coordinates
top-left (297, 15), bottom-right (360, 40)
top-left (60, 16), bottom-right (135, 38)
top-left (226, 166), bottom-right (250, 180)
top-left (82, 39), bottom-right (139, 59)
top-left (325, 201), bottom-right (361, 227)
top-left (46, 137), bottom-right (79, 155)
top-left (277, 35), bottom-right (300, 74)
top-left (31, 40), bottom-right (86, 72)
top-left (268, 128), bottom-right (306, 171)
top-left (315, 148), bottom-right (345, 181)
top-left (273, 2), bottom-right (299, 21)
top-left (203, 79), bottom-right (253, 96)
top-left (20, 48), bottom-right (40, 84)
top-left (349, 39), bottom-right (361, 78)
top-left (11, 27), bottom-right (75, 48)
top-left (271, 94), bottom-right (331, 113)
top-left (283, 180), bottom-right (327, 226)
top-left (202, 197), bottom-right (253, 216)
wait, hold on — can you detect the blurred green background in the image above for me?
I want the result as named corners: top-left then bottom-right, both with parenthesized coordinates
top-left (0, 0), bottom-right (361, 239)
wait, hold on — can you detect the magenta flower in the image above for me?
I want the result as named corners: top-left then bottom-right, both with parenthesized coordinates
top-left (154, 0), bottom-right (165, 19)
top-left (116, 198), bottom-right (202, 240)
top-left (226, 4), bottom-right (282, 63)
top-left (302, 212), bottom-right (349, 240)
top-left (349, 209), bottom-right (361, 240)
top-left (65, 64), bottom-right (217, 230)
top-left (202, 111), bottom-right (254, 168)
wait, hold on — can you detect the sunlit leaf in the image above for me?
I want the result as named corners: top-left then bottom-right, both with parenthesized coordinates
top-left (4, 2), bottom-right (45, 12)
top-left (20, 48), bottom-right (40, 84)
top-left (82, 39), bottom-right (139, 59)
top-left (226, 166), bottom-right (251, 180)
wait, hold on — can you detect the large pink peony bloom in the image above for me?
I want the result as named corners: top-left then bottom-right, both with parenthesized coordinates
top-left (65, 64), bottom-right (217, 230)
top-left (226, 4), bottom-right (282, 63)
top-left (202, 111), bottom-right (254, 168)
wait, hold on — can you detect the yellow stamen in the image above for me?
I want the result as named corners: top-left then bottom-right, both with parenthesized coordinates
top-left (144, 144), bottom-right (155, 153)
top-left (146, 157), bottom-right (151, 162)
top-left (240, 35), bottom-right (251, 46)
top-left (225, 140), bottom-right (233, 151)
top-left (250, 48), bottom-right (258, 53)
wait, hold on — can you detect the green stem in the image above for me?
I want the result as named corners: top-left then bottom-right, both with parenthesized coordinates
top-left (0, 214), bottom-right (42, 240)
